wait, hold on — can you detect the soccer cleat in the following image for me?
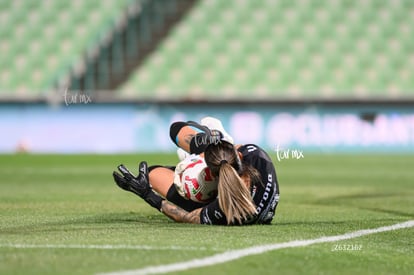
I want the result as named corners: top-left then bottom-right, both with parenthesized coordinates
top-left (201, 116), bottom-right (234, 144)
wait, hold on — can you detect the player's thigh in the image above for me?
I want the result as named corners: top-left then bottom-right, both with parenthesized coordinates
top-left (149, 167), bottom-right (174, 197)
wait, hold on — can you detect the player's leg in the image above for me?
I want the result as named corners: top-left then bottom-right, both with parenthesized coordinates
top-left (170, 120), bottom-right (225, 155)
top-left (170, 121), bottom-right (211, 154)
top-left (171, 124), bottom-right (199, 154)
top-left (148, 167), bottom-right (175, 197)
top-left (170, 117), bottom-right (234, 158)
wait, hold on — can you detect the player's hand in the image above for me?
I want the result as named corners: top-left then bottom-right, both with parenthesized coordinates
top-left (113, 162), bottom-right (151, 198)
top-left (113, 162), bottom-right (164, 210)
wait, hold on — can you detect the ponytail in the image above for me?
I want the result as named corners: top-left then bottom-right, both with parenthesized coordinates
top-left (217, 163), bottom-right (257, 225)
top-left (205, 141), bottom-right (258, 224)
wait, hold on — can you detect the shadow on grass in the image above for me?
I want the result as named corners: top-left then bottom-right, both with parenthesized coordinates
top-left (1, 211), bottom-right (410, 236)
top-left (358, 207), bottom-right (414, 218)
top-left (273, 217), bottom-right (409, 227)
top-left (0, 212), bottom-right (169, 235)
top-left (313, 191), bottom-right (413, 218)
top-left (315, 191), bottom-right (407, 203)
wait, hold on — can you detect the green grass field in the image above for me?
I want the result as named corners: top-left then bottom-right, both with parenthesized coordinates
top-left (0, 153), bottom-right (413, 275)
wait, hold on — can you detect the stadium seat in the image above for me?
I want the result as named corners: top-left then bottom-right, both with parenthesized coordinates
top-left (1, 0), bottom-right (413, 100)
top-left (0, 0), bottom-right (132, 96)
top-left (118, 0), bottom-right (414, 100)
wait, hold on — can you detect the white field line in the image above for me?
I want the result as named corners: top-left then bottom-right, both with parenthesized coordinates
top-left (0, 243), bottom-right (219, 251)
top-left (100, 220), bottom-right (414, 275)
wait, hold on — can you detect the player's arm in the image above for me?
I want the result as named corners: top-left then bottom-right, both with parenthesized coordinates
top-left (113, 162), bottom-right (202, 224)
top-left (160, 201), bottom-right (201, 224)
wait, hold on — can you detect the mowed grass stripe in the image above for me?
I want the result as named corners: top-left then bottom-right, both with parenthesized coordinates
top-left (0, 243), bottom-right (220, 251)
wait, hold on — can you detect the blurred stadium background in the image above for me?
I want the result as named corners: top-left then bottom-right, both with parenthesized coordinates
top-left (0, 0), bottom-right (413, 154)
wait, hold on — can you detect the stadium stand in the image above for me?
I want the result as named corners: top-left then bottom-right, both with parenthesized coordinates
top-left (118, 0), bottom-right (414, 100)
top-left (0, 0), bottom-right (413, 101)
top-left (69, 0), bottom-right (195, 93)
top-left (0, 0), bottom-right (132, 96)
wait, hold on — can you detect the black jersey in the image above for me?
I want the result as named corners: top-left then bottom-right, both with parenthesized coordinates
top-left (200, 144), bottom-right (280, 225)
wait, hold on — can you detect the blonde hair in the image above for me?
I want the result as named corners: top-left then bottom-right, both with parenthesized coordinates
top-left (205, 141), bottom-right (257, 224)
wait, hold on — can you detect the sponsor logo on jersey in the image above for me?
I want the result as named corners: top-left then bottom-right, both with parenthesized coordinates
top-left (256, 173), bottom-right (274, 213)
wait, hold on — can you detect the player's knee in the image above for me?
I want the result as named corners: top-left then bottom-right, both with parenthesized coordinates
top-left (169, 122), bottom-right (188, 145)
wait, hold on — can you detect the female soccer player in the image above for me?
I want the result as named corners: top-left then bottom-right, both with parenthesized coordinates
top-left (113, 118), bottom-right (280, 225)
